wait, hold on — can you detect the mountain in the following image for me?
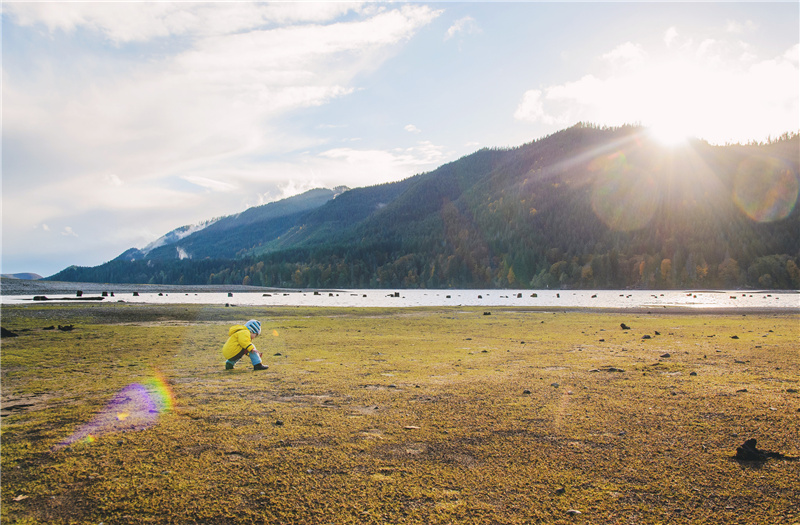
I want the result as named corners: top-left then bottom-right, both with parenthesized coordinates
top-left (114, 187), bottom-right (346, 262)
top-left (1, 273), bottom-right (43, 280)
top-left (114, 221), bottom-right (219, 262)
top-left (255, 178), bottom-right (417, 254)
top-left (48, 124), bottom-right (800, 290)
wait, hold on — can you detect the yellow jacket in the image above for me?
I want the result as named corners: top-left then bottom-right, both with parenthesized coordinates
top-left (222, 325), bottom-right (256, 360)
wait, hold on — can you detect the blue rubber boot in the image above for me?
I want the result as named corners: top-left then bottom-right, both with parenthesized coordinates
top-left (250, 351), bottom-right (268, 371)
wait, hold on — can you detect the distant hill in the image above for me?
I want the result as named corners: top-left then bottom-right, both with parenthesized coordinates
top-left (114, 187), bottom-right (346, 262)
top-left (48, 124), bottom-right (800, 290)
top-left (1, 273), bottom-right (43, 281)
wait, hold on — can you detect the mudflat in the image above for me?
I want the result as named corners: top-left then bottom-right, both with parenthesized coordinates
top-left (2, 303), bottom-right (798, 524)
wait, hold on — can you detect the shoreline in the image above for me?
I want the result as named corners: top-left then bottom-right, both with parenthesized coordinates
top-left (3, 278), bottom-right (798, 297)
top-left (3, 279), bottom-right (797, 315)
top-left (0, 277), bottom-right (298, 296)
top-left (2, 302), bottom-right (798, 322)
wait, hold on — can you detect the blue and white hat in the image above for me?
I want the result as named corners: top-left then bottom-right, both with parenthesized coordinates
top-left (245, 319), bottom-right (261, 335)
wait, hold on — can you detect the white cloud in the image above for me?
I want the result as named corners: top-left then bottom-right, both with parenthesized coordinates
top-left (515, 38), bottom-right (799, 145)
top-left (726, 19), bottom-right (757, 34)
top-left (602, 42), bottom-right (647, 67)
top-left (664, 26), bottom-right (679, 47)
top-left (321, 145), bottom-right (432, 169)
top-left (445, 16), bottom-right (481, 41)
top-left (2, 4), bottom-right (441, 219)
top-left (62, 226), bottom-right (78, 237)
top-left (784, 43), bottom-right (799, 66)
top-left (181, 176), bottom-right (238, 193)
top-left (398, 141), bottom-right (448, 166)
top-left (268, 179), bottom-right (328, 205)
top-left (405, 124), bottom-right (421, 133)
top-left (4, 2), bottom-right (361, 43)
top-left (514, 90), bottom-right (545, 122)
top-left (104, 174), bottom-right (123, 187)
top-left (696, 38), bottom-right (719, 59)
top-left (309, 141), bottom-right (448, 184)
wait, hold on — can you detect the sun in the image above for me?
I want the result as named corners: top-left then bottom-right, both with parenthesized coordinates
top-left (648, 122), bottom-right (690, 147)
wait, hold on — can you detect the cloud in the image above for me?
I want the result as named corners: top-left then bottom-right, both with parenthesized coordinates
top-left (320, 141), bottom-right (448, 176)
top-left (104, 174), bottom-right (124, 187)
top-left (783, 43), bottom-right (799, 65)
top-left (405, 124), bottom-right (421, 133)
top-left (4, 2), bottom-right (361, 43)
top-left (4, 5), bottom-right (440, 191)
top-left (62, 226), bottom-right (78, 237)
top-left (664, 26), bottom-right (679, 47)
top-left (193, 140), bottom-right (451, 210)
top-left (225, 141), bottom-right (450, 197)
top-left (725, 19), bottom-right (757, 34)
top-left (514, 90), bottom-right (545, 122)
top-left (2, 4), bottom-right (441, 243)
top-left (445, 16), bottom-right (481, 41)
top-left (397, 141), bottom-right (449, 166)
top-left (181, 176), bottom-right (238, 193)
top-left (601, 42), bottom-right (647, 68)
top-left (267, 179), bottom-right (328, 205)
top-left (515, 36), bottom-right (799, 144)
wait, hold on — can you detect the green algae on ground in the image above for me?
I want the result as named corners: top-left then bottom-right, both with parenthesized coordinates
top-left (1, 303), bottom-right (798, 524)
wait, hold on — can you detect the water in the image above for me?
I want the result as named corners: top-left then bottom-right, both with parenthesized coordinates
top-left (4, 289), bottom-right (798, 310)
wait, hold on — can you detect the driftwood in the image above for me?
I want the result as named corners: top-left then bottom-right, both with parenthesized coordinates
top-left (31, 296), bottom-right (104, 301)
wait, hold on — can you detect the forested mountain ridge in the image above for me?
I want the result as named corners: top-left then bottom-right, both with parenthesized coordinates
top-left (50, 124), bottom-right (800, 289)
top-left (251, 178), bottom-right (417, 255)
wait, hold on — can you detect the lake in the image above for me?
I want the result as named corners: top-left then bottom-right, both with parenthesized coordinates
top-left (4, 288), bottom-right (798, 310)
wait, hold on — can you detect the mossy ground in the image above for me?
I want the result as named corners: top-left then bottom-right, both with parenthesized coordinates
top-left (1, 303), bottom-right (798, 524)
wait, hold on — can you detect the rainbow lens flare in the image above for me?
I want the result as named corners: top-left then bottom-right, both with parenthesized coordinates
top-left (589, 151), bottom-right (659, 231)
top-left (142, 371), bottom-right (175, 413)
top-left (55, 371), bottom-right (175, 449)
top-left (733, 156), bottom-right (799, 223)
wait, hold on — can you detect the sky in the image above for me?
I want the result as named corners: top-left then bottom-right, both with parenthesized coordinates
top-left (2, 2), bottom-right (798, 278)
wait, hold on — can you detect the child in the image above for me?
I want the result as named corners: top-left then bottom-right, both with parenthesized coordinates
top-left (223, 319), bottom-right (269, 371)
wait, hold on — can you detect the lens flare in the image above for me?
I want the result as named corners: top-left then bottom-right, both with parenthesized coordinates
top-left (733, 156), bottom-right (799, 222)
top-left (55, 370), bottom-right (175, 449)
top-left (143, 371), bottom-right (175, 413)
top-left (589, 151), bottom-right (659, 231)
top-left (649, 123), bottom-right (688, 147)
